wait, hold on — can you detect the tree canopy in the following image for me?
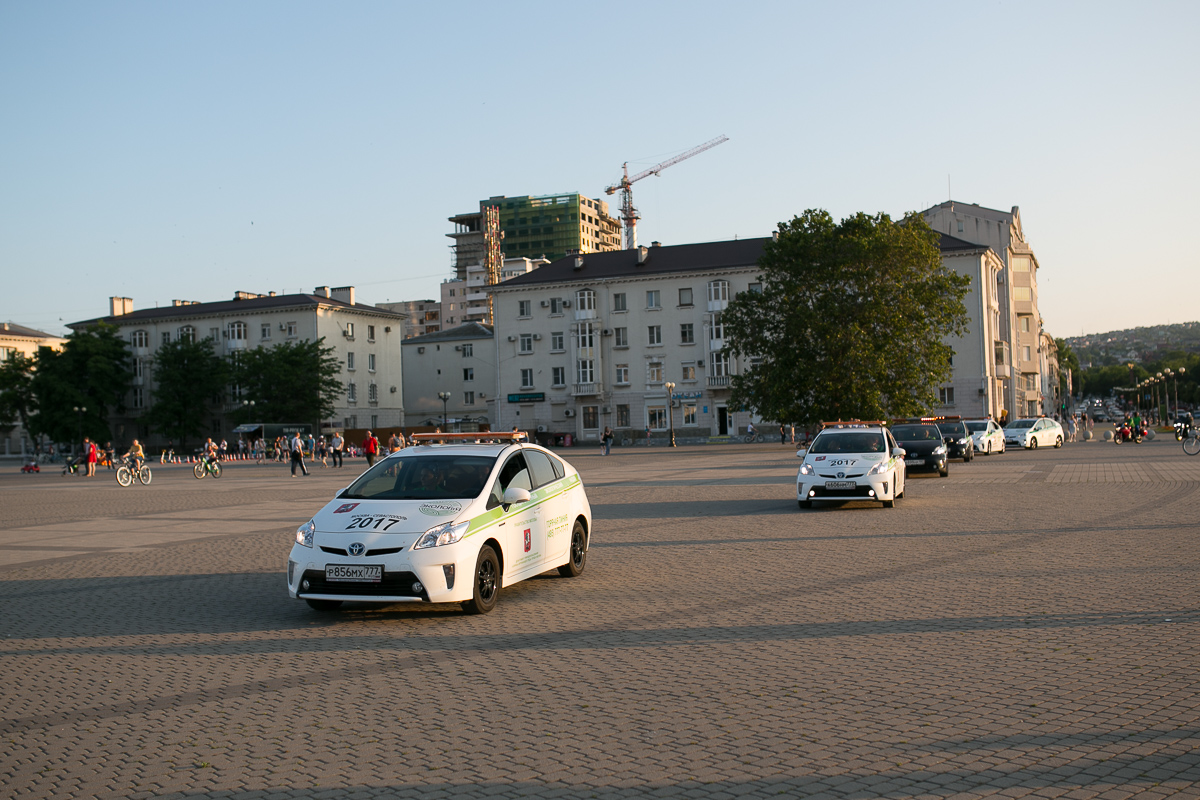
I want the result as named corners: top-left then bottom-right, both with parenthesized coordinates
top-left (229, 337), bottom-right (343, 429)
top-left (723, 210), bottom-right (971, 426)
top-left (144, 335), bottom-right (228, 449)
top-left (0, 351), bottom-right (36, 438)
top-left (27, 323), bottom-right (132, 444)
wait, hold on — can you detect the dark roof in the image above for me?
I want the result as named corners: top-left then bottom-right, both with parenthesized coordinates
top-left (69, 293), bottom-right (405, 329)
top-left (0, 322), bottom-right (61, 339)
top-left (494, 238), bottom-right (770, 288)
top-left (937, 232), bottom-right (990, 253)
top-left (402, 322), bottom-right (494, 344)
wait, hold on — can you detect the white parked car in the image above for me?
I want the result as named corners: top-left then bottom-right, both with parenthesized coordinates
top-left (796, 421), bottom-right (906, 509)
top-left (287, 433), bottom-right (592, 614)
top-left (1003, 417), bottom-right (1064, 450)
top-left (964, 418), bottom-right (1006, 455)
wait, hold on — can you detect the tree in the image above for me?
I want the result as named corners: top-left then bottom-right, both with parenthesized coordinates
top-left (1054, 338), bottom-right (1081, 403)
top-left (0, 351), bottom-right (36, 441)
top-left (723, 210), bottom-right (971, 427)
top-left (229, 338), bottom-right (343, 429)
top-left (27, 323), bottom-right (132, 445)
top-left (144, 336), bottom-right (228, 449)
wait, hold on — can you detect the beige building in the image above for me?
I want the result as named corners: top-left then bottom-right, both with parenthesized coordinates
top-left (0, 322), bottom-right (66, 456)
top-left (401, 323), bottom-right (496, 431)
top-left (439, 257), bottom-right (548, 328)
top-left (377, 299), bottom-right (440, 339)
top-left (488, 239), bottom-right (768, 444)
top-left (70, 287), bottom-right (406, 445)
top-left (922, 201), bottom-right (1048, 418)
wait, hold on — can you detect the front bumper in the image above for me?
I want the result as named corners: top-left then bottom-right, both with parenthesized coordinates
top-left (902, 453), bottom-right (947, 473)
top-left (287, 541), bottom-right (476, 605)
top-left (797, 475), bottom-right (894, 502)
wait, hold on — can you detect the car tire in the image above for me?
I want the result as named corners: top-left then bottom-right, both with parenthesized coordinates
top-left (883, 498), bottom-right (895, 508)
top-left (558, 520), bottom-right (587, 577)
top-left (985, 443), bottom-right (992, 456)
top-left (1029, 438), bottom-right (1038, 450)
top-left (305, 598), bottom-right (343, 611)
top-left (462, 545), bottom-right (500, 614)
top-left (939, 465), bottom-right (949, 477)
top-left (1055, 435), bottom-right (1063, 449)
top-left (798, 499), bottom-right (812, 510)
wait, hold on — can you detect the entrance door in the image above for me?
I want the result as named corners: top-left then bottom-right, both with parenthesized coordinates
top-left (717, 407), bottom-right (729, 435)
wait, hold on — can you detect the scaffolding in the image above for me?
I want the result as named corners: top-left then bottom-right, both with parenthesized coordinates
top-left (483, 205), bottom-right (503, 325)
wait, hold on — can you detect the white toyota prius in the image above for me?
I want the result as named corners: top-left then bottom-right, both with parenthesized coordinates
top-left (287, 432), bottom-right (592, 614)
top-left (796, 421), bottom-right (907, 509)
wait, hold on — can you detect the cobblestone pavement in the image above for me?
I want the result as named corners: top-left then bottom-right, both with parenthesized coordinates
top-left (1, 440), bottom-right (1198, 799)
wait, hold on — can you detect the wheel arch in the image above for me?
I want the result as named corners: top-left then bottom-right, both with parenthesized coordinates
top-left (482, 537), bottom-right (504, 578)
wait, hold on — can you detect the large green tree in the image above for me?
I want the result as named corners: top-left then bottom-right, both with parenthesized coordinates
top-left (1054, 337), bottom-right (1081, 402)
top-left (144, 336), bottom-right (228, 449)
top-left (229, 338), bottom-right (343, 429)
top-left (27, 323), bottom-right (132, 444)
top-left (724, 210), bottom-right (971, 426)
top-left (0, 351), bottom-right (36, 440)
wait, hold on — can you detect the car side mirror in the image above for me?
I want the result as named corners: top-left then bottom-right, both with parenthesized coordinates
top-left (893, 447), bottom-right (906, 457)
top-left (502, 487), bottom-right (531, 507)
top-left (795, 448), bottom-right (807, 457)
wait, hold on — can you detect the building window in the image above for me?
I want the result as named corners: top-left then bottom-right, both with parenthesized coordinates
top-left (519, 300), bottom-right (532, 317)
top-left (347, 352), bottom-right (355, 370)
top-left (460, 367), bottom-right (473, 382)
top-left (646, 290), bottom-right (661, 309)
top-left (162, 332), bottom-right (170, 345)
top-left (616, 404), bottom-right (630, 427)
top-left (462, 343), bottom-right (473, 357)
top-left (614, 327), bottom-right (628, 348)
top-left (345, 323), bottom-right (355, 338)
top-left (647, 406), bottom-right (667, 430)
top-left (1023, 345), bottom-right (1032, 361)
top-left (576, 289), bottom-right (595, 312)
top-left (648, 325), bottom-right (662, 346)
top-left (576, 359), bottom-right (594, 384)
top-left (519, 333), bottom-right (534, 353)
top-left (682, 404), bottom-right (697, 425)
top-left (286, 322), bottom-right (297, 337)
top-left (957, 220), bottom-right (964, 233)
top-left (132, 387), bottom-right (145, 409)
top-left (681, 363), bottom-right (696, 381)
top-left (347, 415), bottom-right (357, 429)
top-left (680, 323), bottom-right (694, 344)
top-left (710, 312), bottom-right (724, 340)
top-left (131, 330), bottom-right (148, 348)
top-left (612, 293), bottom-right (627, 312)
top-left (708, 280), bottom-right (730, 303)
top-left (710, 351), bottom-right (729, 377)
top-left (368, 383), bottom-right (378, 402)
top-left (550, 297), bottom-right (563, 314)
top-left (347, 382), bottom-right (357, 402)
top-left (582, 406), bottom-right (599, 430)
top-left (679, 288), bottom-right (693, 306)
top-left (367, 325), bottom-right (375, 341)
top-left (749, 282), bottom-right (762, 293)
top-left (210, 327), bottom-right (220, 341)
top-left (575, 321), bottom-right (595, 350)
top-left (551, 332), bottom-right (564, 351)
top-left (179, 326), bottom-right (195, 343)
top-left (647, 362), bottom-right (663, 384)
top-left (552, 366), bottom-right (566, 386)
top-left (521, 368), bottom-right (534, 388)
top-left (260, 324), bottom-right (270, 340)
top-left (615, 364), bottom-right (629, 384)
top-left (1013, 286), bottom-right (1032, 301)
top-left (464, 391), bottom-right (475, 405)
top-left (939, 387), bottom-right (955, 405)
top-left (368, 353), bottom-right (376, 372)
top-left (1019, 316), bottom-right (1031, 332)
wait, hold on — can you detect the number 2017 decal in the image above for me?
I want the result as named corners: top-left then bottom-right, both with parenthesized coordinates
top-left (344, 515), bottom-right (407, 531)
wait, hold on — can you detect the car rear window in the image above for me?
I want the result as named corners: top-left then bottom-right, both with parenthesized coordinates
top-left (892, 425), bottom-right (940, 440)
top-left (341, 455), bottom-right (496, 500)
top-left (936, 422), bottom-right (966, 438)
top-left (964, 421), bottom-right (988, 433)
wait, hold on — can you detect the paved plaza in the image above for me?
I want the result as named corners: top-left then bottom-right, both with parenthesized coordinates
top-left (2, 438), bottom-right (1199, 799)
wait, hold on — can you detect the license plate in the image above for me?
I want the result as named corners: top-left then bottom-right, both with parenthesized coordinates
top-left (904, 458), bottom-right (924, 466)
top-left (824, 481), bottom-right (857, 490)
top-left (325, 564), bottom-right (382, 583)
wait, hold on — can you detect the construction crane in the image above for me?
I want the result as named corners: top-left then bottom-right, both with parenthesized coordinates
top-left (605, 135), bottom-right (728, 250)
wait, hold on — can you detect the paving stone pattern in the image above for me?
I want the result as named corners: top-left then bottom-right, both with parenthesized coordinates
top-left (1, 441), bottom-right (1198, 799)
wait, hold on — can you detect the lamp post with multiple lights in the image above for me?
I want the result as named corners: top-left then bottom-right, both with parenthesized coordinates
top-left (664, 382), bottom-right (677, 447)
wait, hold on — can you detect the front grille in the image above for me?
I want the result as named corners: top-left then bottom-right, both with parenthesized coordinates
top-left (809, 485), bottom-right (876, 499)
top-left (300, 569), bottom-right (427, 600)
top-left (320, 546), bottom-right (405, 557)
top-left (818, 472), bottom-right (863, 479)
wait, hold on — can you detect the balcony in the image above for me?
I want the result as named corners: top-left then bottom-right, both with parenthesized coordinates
top-left (571, 382), bottom-right (603, 396)
top-left (993, 340), bottom-right (1011, 378)
top-left (707, 375), bottom-right (731, 388)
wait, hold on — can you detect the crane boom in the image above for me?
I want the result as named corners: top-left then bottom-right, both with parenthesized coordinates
top-left (604, 135), bottom-right (728, 250)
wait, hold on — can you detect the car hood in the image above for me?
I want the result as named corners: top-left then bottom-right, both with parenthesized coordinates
top-left (312, 498), bottom-right (476, 535)
top-left (895, 441), bottom-right (943, 456)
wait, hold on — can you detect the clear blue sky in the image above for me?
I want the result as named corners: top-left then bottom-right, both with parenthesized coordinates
top-left (3, 1), bottom-right (1196, 338)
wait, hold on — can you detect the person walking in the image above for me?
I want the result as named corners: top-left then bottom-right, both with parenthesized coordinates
top-left (289, 432), bottom-right (309, 477)
top-left (362, 430), bottom-right (379, 467)
top-left (388, 431), bottom-right (402, 454)
top-left (602, 426), bottom-right (613, 456)
top-left (84, 437), bottom-right (98, 477)
top-left (330, 432), bottom-right (344, 468)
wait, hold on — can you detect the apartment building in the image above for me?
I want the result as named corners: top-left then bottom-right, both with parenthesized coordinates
top-left (439, 257), bottom-right (548, 328)
top-left (401, 323), bottom-right (496, 430)
top-left (487, 238), bottom-right (769, 444)
top-left (376, 299), bottom-right (440, 339)
top-left (69, 287), bottom-right (406, 445)
top-left (0, 322), bottom-right (66, 456)
top-left (923, 201), bottom-right (1049, 418)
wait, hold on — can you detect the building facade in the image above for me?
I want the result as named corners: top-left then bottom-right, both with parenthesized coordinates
top-left (439, 257), bottom-right (548, 328)
top-left (488, 239), bottom-right (768, 444)
top-left (922, 201), bottom-right (1048, 418)
top-left (377, 299), bottom-right (440, 339)
top-left (0, 322), bottom-right (67, 456)
top-left (401, 323), bottom-right (496, 431)
top-left (70, 287), bottom-right (406, 446)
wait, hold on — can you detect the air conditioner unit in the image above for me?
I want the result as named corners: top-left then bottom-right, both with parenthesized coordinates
top-left (537, 425), bottom-right (547, 432)
top-left (562, 300), bottom-right (572, 308)
top-left (533, 333), bottom-right (542, 340)
top-left (279, 323), bottom-right (287, 331)
top-left (601, 406), bottom-right (611, 414)
top-left (478, 392), bottom-right (486, 398)
top-left (384, 326), bottom-right (391, 333)
top-left (342, 329), bottom-right (352, 337)
top-left (601, 328), bottom-right (613, 336)
top-left (697, 360), bottom-right (705, 367)
top-left (507, 335), bottom-right (517, 342)
top-left (564, 409), bottom-right (575, 417)
top-left (540, 300), bottom-right (550, 308)
top-left (417, 347), bottom-right (425, 354)
top-left (455, 345), bottom-right (462, 351)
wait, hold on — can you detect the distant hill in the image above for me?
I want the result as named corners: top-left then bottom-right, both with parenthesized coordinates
top-left (1066, 321), bottom-right (1200, 366)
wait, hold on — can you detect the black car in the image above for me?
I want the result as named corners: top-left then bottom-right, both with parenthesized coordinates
top-left (891, 423), bottom-right (949, 477)
top-left (935, 419), bottom-right (974, 462)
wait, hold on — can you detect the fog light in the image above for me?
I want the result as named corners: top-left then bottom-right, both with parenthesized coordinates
top-left (412, 581), bottom-right (424, 594)
top-left (442, 564), bottom-right (455, 590)
top-left (301, 579), bottom-right (310, 591)
top-left (867, 489), bottom-right (875, 497)
top-left (808, 489), bottom-right (816, 497)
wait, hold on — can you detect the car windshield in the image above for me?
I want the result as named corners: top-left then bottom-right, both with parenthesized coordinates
top-left (809, 431), bottom-right (886, 453)
top-left (936, 423), bottom-right (965, 437)
top-left (1010, 419), bottom-right (1036, 429)
top-left (341, 455), bottom-right (497, 500)
top-left (891, 425), bottom-right (940, 441)
top-left (964, 421), bottom-right (988, 433)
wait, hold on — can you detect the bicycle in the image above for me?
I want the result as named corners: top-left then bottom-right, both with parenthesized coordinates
top-left (1183, 426), bottom-right (1200, 456)
top-left (116, 457), bottom-right (152, 487)
top-left (194, 457), bottom-right (223, 479)
top-left (743, 432), bottom-right (765, 443)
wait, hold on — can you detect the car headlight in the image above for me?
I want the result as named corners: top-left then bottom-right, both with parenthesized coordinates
top-left (866, 461), bottom-right (889, 475)
top-left (933, 445), bottom-right (947, 455)
top-left (798, 462), bottom-right (814, 476)
top-left (413, 520), bottom-right (470, 550)
top-left (295, 519), bottom-right (315, 548)
top-left (958, 437), bottom-right (969, 445)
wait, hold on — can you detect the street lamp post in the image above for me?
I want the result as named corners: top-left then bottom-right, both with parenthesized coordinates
top-left (73, 405), bottom-right (86, 450)
top-left (664, 382), bottom-right (677, 448)
top-left (437, 392), bottom-right (451, 431)
top-left (1176, 367), bottom-right (1186, 420)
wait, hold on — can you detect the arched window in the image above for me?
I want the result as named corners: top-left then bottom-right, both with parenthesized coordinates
top-left (228, 321), bottom-right (247, 340)
top-left (130, 330), bottom-right (149, 348)
top-left (707, 280), bottom-right (729, 303)
top-left (575, 288), bottom-right (595, 312)
top-left (178, 325), bottom-right (195, 343)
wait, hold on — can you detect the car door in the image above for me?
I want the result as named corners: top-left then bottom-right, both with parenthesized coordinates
top-left (488, 452), bottom-right (547, 580)
top-left (524, 448), bottom-right (570, 565)
top-left (1033, 419), bottom-right (1048, 446)
top-left (887, 429), bottom-right (905, 493)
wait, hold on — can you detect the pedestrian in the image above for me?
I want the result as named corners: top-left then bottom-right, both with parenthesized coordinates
top-left (780, 424), bottom-right (786, 445)
top-left (644, 425), bottom-right (651, 446)
top-left (330, 431), bottom-right (344, 468)
top-left (602, 426), bottom-right (613, 456)
top-left (362, 430), bottom-right (379, 467)
top-left (84, 437), bottom-right (98, 476)
top-left (790, 423), bottom-right (796, 445)
top-left (103, 441), bottom-right (116, 469)
top-left (289, 432), bottom-right (309, 477)
top-left (219, 439), bottom-right (228, 460)
top-left (388, 431), bottom-right (401, 453)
